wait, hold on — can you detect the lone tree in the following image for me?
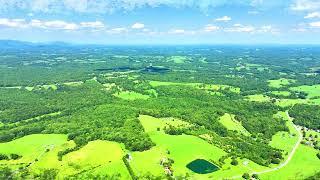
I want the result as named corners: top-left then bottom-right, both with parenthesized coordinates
top-left (231, 159), bottom-right (238, 166)
top-left (242, 173), bottom-right (250, 179)
top-left (252, 173), bottom-right (259, 179)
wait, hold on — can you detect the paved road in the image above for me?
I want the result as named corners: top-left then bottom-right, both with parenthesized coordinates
top-left (228, 111), bottom-right (303, 179)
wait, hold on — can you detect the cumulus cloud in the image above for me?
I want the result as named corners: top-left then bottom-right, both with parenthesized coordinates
top-left (309, 21), bottom-right (320, 27)
top-left (169, 29), bottom-right (186, 34)
top-left (215, 16), bottom-right (231, 22)
top-left (291, 0), bottom-right (320, 11)
top-left (304, 12), bottom-right (320, 18)
top-left (204, 24), bottom-right (220, 32)
top-left (225, 24), bottom-right (255, 33)
top-left (80, 21), bottom-right (105, 28)
top-left (0, 0), bottom-right (293, 14)
top-left (107, 27), bottom-right (128, 34)
top-left (0, 18), bottom-right (106, 31)
top-left (0, 18), bottom-right (27, 28)
top-left (131, 23), bottom-right (145, 29)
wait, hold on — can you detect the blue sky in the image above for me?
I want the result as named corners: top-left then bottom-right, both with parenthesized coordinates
top-left (0, 0), bottom-right (319, 44)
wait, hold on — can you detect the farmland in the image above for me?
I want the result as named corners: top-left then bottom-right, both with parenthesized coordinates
top-left (0, 43), bottom-right (319, 179)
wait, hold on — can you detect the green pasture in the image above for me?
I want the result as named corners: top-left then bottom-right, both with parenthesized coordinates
top-left (290, 85), bottom-right (320, 98)
top-left (246, 94), bottom-right (270, 102)
top-left (114, 91), bottom-right (150, 100)
top-left (219, 113), bottom-right (250, 136)
top-left (261, 145), bottom-right (320, 180)
top-left (268, 78), bottom-right (295, 88)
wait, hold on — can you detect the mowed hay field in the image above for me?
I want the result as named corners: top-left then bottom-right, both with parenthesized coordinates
top-left (114, 91), bottom-right (150, 100)
top-left (0, 134), bottom-right (130, 179)
top-left (136, 115), bottom-right (270, 179)
top-left (261, 145), bottom-right (320, 180)
top-left (268, 78), bottom-right (295, 88)
top-left (219, 113), bottom-right (250, 136)
top-left (290, 84), bottom-right (320, 98)
top-left (136, 115), bottom-right (227, 178)
top-left (0, 134), bottom-right (67, 166)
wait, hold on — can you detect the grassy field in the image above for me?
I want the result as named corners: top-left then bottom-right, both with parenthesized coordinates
top-left (0, 134), bottom-right (68, 171)
top-left (61, 140), bottom-right (129, 178)
top-left (137, 115), bottom-right (227, 178)
top-left (149, 81), bottom-right (200, 87)
top-left (260, 145), bottom-right (320, 180)
top-left (137, 115), bottom-right (271, 179)
top-left (219, 113), bottom-right (250, 136)
top-left (275, 99), bottom-right (308, 107)
top-left (268, 78), bottom-right (295, 88)
top-left (246, 94), bottom-right (270, 102)
top-left (271, 91), bottom-right (291, 96)
top-left (63, 81), bottom-right (84, 86)
top-left (290, 84), bottom-right (320, 98)
top-left (168, 56), bottom-right (188, 64)
top-left (149, 81), bottom-right (240, 94)
top-left (114, 91), bottom-right (150, 100)
top-left (269, 111), bottom-right (299, 155)
top-left (198, 84), bottom-right (241, 94)
top-left (0, 134), bottom-right (131, 179)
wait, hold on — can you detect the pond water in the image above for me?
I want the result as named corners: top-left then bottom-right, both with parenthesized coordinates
top-left (186, 159), bottom-right (219, 174)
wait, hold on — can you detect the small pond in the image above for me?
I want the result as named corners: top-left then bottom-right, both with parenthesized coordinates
top-left (186, 159), bottom-right (219, 174)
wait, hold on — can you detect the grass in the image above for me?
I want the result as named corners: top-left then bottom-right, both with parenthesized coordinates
top-left (114, 91), bottom-right (150, 100)
top-left (271, 91), bottom-right (291, 96)
top-left (290, 85), bottom-right (320, 98)
top-left (168, 56), bottom-right (188, 64)
top-left (149, 81), bottom-right (200, 87)
top-left (64, 81), bottom-right (84, 86)
top-left (268, 78), bottom-right (295, 88)
top-left (0, 134), bottom-right (131, 179)
top-left (139, 115), bottom-right (191, 133)
top-left (149, 81), bottom-right (240, 94)
top-left (198, 84), bottom-right (241, 94)
top-left (0, 134), bottom-right (68, 166)
top-left (61, 140), bottom-right (130, 178)
top-left (137, 115), bottom-right (227, 177)
top-left (246, 94), bottom-right (270, 102)
top-left (219, 113), bottom-right (250, 136)
top-left (260, 145), bottom-right (320, 179)
top-left (275, 99), bottom-right (307, 107)
top-left (269, 111), bottom-right (299, 155)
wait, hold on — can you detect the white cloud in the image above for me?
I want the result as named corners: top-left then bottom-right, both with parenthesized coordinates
top-left (304, 12), bottom-right (320, 18)
top-left (0, 18), bottom-right (27, 28)
top-left (80, 21), bottom-right (105, 28)
top-left (204, 24), bottom-right (219, 32)
top-left (107, 27), bottom-right (128, 34)
top-left (30, 20), bottom-right (79, 30)
top-left (0, 0), bottom-right (287, 14)
top-left (169, 29), bottom-right (185, 34)
top-left (131, 23), bottom-right (145, 29)
top-left (225, 24), bottom-right (255, 33)
top-left (291, 0), bottom-right (320, 11)
top-left (310, 21), bottom-right (320, 27)
top-left (215, 16), bottom-right (231, 22)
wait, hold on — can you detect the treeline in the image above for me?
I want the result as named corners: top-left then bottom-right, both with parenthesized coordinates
top-left (289, 104), bottom-right (320, 129)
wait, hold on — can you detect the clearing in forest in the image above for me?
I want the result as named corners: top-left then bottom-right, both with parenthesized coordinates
top-left (219, 113), bottom-right (250, 136)
top-left (167, 56), bottom-right (188, 64)
top-left (268, 78), bottom-right (295, 88)
top-left (246, 94), bottom-right (270, 102)
top-left (290, 84), bottom-right (320, 98)
top-left (271, 91), bottom-right (291, 96)
top-left (136, 115), bottom-right (226, 178)
top-left (114, 91), bottom-right (149, 100)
